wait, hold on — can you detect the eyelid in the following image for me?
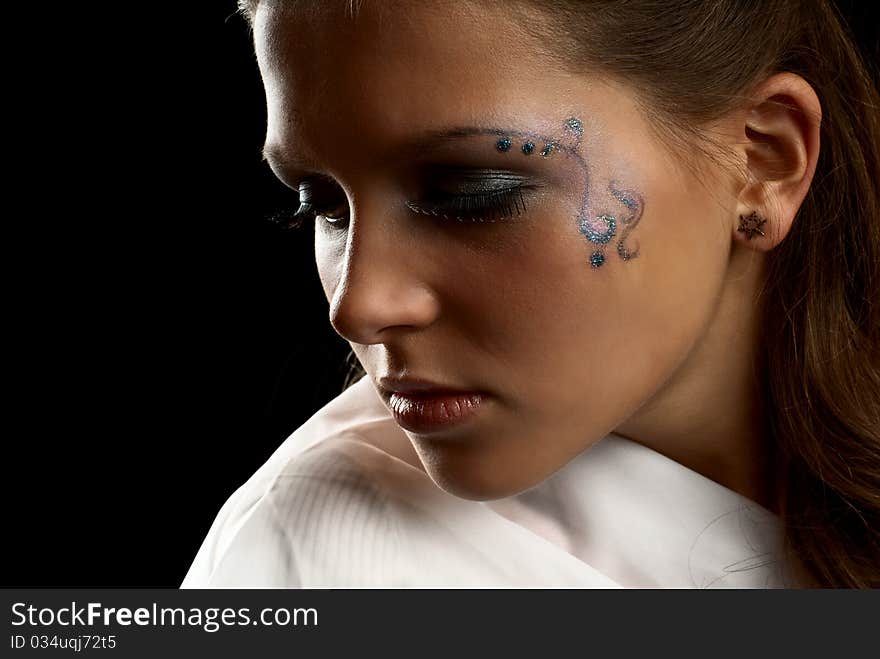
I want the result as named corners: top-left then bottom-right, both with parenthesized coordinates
top-left (296, 174), bottom-right (343, 197)
top-left (420, 166), bottom-right (529, 190)
top-left (406, 184), bottom-right (533, 223)
top-left (275, 169), bottom-right (542, 230)
top-left (296, 176), bottom-right (350, 216)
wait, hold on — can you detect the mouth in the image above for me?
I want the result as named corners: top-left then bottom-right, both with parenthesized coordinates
top-left (377, 378), bottom-right (488, 434)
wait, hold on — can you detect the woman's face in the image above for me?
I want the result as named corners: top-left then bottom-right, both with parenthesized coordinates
top-left (255, 1), bottom-right (736, 499)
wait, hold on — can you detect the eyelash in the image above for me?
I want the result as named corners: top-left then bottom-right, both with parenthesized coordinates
top-left (270, 185), bottom-right (529, 231)
top-left (407, 186), bottom-right (528, 224)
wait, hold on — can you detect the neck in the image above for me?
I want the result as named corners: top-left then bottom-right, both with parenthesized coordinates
top-left (614, 245), bottom-right (777, 512)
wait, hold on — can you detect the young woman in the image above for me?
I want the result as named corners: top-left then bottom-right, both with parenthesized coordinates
top-left (182, 0), bottom-right (879, 588)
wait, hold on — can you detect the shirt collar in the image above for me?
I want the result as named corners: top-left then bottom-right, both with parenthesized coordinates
top-left (489, 432), bottom-right (787, 587)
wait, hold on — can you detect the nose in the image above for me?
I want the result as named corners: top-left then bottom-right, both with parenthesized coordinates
top-left (326, 213), bottom-right (441, 345)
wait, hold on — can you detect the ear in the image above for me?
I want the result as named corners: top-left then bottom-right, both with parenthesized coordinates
top-left (732, 72), bottom-right (821, 251)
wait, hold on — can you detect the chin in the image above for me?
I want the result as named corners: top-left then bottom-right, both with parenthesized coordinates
top-left (416, 448), bottom-right (543, 501)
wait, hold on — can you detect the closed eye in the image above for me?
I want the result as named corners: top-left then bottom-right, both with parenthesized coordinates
top-left (268, 169), bottom-right (535, 231)
top-left (405, 185), bottom-right (528, 224)
top-left (267, 175), bottom-right (349, 231)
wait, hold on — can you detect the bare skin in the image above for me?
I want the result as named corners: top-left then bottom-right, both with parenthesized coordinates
top-left (254, 1), bottom-right (821, 511)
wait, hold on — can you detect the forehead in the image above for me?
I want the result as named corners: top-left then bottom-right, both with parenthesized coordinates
top-left (253, 1), bottom-right (578, 170)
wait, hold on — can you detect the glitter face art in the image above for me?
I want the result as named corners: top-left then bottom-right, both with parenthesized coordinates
top-left (430, 115), bottom-right (645, 269)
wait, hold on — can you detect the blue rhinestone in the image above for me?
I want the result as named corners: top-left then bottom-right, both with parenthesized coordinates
top-left (590, 251), bottom-right (605, 268)
top-left (540, 143), bottom-right (555, 157)
top-left (522, 142), bottom-right (535, 155)
top-left (496, 137), bottom-right (511, 152)
top-left (565, 116), bottom-right (583, 135)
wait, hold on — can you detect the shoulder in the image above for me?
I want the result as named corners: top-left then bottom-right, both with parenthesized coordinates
top-left (181, 377), bottom-right (424, 587)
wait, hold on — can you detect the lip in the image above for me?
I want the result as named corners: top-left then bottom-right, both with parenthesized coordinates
top-left (377, 377), bottom-right (487, 434)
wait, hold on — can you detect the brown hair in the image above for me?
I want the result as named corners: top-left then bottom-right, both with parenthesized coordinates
top-left (240, 0), bottom-right (880, 587)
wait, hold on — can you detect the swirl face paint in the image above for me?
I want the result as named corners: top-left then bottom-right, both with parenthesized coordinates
top-left (406, 115), bottom-right (645, 268)
top-left (610, 182), bottom-right (643, 262)
top-left (489, 115), bottom-right (644, 269)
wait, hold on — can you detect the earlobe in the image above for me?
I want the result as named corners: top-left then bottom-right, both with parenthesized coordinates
top-left (733, 73), bottom-right (822, 251)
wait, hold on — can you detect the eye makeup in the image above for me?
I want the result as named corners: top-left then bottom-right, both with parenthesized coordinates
top-left (405, 166), bottom-right (533, 223)
top-left (396, 116), bottom-right (585, 226)
top-left (271, 164), bottom-right (539, 230)
top-left (267, 175), bottom-right (349, 230)
top-left (266, 114), bottom-right (645, 264)
top-left (406, 186), bottom-right (528, 223)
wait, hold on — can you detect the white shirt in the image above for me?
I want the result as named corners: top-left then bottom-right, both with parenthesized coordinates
top-left (181, 375), bottom-right (789, 588)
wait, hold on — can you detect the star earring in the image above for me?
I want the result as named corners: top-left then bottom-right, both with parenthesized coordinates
top-left (737, 211), bottom-right (767, 239)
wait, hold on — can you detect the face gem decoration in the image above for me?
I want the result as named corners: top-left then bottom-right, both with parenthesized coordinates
top-left (494, 118), bottom-right (576, 162)
top-left (580, 213), bottom-right (617, 245)
top-left (611, 186), bottom-right (638, 211)
top-left (487, 117), bottom-right (644, 270)
top-left (564, 116), bottom-right (583, 140)
top-left (578, 181), bottom-right (644, 268)
top-left (609, 181), bottom-right (643, 262)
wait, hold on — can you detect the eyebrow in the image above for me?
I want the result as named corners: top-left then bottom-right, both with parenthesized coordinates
top-left (261, 125), bottom-right (510, 171)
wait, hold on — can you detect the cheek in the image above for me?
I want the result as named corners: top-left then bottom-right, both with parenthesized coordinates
top-left (544, 174), bottom-right (730, 429)
top-left (314, 227), bottom-right (344, 302)
top-left (429, 218), bottom-right (610, 399)
top-left (430, 219), bottom-right (592, 337)
top-left (457, 167), bottom-right (731, 436)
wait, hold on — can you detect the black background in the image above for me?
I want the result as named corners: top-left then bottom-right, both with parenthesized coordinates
top-left (7, 2), bottom-right (878, 586)
top-left (10, 2), bottom-right (353, 586)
